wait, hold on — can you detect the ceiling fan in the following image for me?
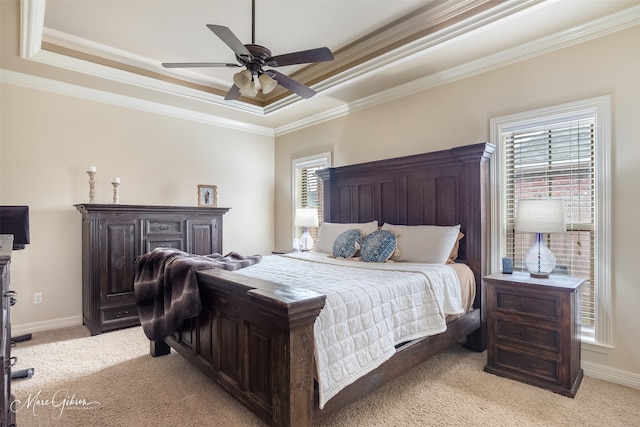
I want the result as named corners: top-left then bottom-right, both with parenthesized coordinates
top-left (162, 0), bottom-right (334, 101)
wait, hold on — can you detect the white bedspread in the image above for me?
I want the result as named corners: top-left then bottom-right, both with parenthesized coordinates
top-left (234, 251), bottom-right (464, 408)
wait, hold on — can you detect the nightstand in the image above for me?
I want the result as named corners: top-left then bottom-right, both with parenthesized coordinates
top-left (483, 272), bottom-right (585, 397)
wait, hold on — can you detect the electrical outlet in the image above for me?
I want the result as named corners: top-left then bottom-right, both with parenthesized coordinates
top-left (34, 292), bottom-right (43, 304)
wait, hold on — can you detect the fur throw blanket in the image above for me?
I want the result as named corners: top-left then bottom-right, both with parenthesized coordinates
top-left (134, 248), bottom-right (262, 341)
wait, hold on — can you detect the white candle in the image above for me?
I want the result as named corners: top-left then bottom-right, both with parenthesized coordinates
top-left (88, 166), bottom-right (96, 172)
top-left (112, 177), bottom-right (120, 183)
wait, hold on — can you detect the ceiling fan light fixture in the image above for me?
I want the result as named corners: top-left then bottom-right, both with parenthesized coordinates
top-left (233, 69), bottom-right (252, 90)
top-left (259, 73), bottom-right (277, 94)
top-left (164, 0), bottom-right (333, 101)
top-left (239, 80), bottom-right (258, 97)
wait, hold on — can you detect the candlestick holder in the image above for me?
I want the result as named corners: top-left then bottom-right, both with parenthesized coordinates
top-left (87, 170), bottom-right (96, 203)
top-left (111, 181), bottom-right (120, 204)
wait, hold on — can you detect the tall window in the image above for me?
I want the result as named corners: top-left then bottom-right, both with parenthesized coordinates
top-left (292, 153), bottom-right (331, 241)
top-left (491, 96), bottom-right (610, 346)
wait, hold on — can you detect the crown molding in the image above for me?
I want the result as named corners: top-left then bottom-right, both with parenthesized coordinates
top-left (0, 68), bottom-right (274, 137)
top-left (19, 0), bottom-right (45, 58)
top-left (275, 5), bottom-right (640, 136)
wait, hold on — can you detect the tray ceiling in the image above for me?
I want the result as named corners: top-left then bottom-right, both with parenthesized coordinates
top-left (17, 0), bottom-right (640, 132)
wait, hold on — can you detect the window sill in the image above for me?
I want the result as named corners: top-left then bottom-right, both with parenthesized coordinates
top-left (581, 338), bottom-right (613, 355)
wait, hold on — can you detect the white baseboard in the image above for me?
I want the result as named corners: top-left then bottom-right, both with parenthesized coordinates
top-left (11, 315), bottom-right (83, 336)
top-left (583, 361), bottom-right (640, 391)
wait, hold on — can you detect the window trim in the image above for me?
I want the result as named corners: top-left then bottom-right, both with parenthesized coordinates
top-left (490, 96), bottom-right (611, 348)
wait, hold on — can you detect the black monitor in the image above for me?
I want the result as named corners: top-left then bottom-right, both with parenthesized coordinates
top-left (0, 206), bottom-right (30, 250)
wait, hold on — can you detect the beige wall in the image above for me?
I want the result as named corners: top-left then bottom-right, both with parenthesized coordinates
top-left (0, 83), bottom-right (275, 328)
top-left (275, 27), bottom-right (640, 378)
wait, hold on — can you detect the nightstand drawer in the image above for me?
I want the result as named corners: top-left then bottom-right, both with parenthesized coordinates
top-left (495, 347), bottom-right (559, 384)
top-left (496, 290), bottom-right (560, 321)
top-left (497, 320), bottom-right (560, 352)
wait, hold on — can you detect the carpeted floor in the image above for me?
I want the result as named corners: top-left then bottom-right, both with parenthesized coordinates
top-left (9, 326), bottom-right (640, 426)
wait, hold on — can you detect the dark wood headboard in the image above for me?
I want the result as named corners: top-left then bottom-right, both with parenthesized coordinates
top-left (316, 142), bottom-right (494, 301)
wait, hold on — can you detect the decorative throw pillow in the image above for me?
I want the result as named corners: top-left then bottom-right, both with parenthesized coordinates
top-left (313, 220), bottom-right (378, 254)
top-left (360, 230), bottom-right (397, 263)
top-left (332, 229), bottom-right (362, 259)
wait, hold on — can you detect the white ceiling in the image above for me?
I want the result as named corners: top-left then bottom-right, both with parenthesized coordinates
top-left (20, 0), bottom-right (640, 133)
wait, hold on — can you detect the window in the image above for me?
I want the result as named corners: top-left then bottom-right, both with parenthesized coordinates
top-left (491, 96), bottom-right (611, 347)
top-left (292, 152), bottom-right (331, 241)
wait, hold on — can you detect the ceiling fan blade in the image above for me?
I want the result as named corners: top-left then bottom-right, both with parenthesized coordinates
top-left (267, 70), bottom-right (316, 99)
top-left (267, 47), bottom-right (334, 67)
top-left (162, 62), bottom-right (240, 68)
top-left (207, 24), bottom-right (253, 62)
top-left (224, 84), bottom-right (241, 100)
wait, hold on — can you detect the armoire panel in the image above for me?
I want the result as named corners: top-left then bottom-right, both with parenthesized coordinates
top-left (106, 222), bottom-right (138, 296)
top-left (188, 220), bottom-right (218, 255)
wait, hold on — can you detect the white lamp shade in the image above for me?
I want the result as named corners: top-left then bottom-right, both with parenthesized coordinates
top-left (515, 199), bottom-right (566, 233)
top-left (294, 208), bottom-right (319, 227)
top-left (259, 73), bottom-right (278, 94)
top-left (239, 81), bottom-right (257, 97)
top-left (233, 69), bottom-right (252, 89)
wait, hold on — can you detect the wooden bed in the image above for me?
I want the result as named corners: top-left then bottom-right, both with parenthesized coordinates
top-left (149, 142), bottom-right (494, 426)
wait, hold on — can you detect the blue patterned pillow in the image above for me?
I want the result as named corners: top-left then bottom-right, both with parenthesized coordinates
top-left (361, 230), bottom-right (397, 263)
top-left (332, 229), bottom-right (363, 259)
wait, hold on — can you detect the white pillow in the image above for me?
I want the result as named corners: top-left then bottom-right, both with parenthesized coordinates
top-left (313, 221), bottom-right (379, 254)
top-left (381, 223), bottom-right (461, 264)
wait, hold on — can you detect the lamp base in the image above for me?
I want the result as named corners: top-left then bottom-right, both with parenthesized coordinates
top-left (524, 232), bottom-right (556, 279)
top-left (299, 228), bottom-right (314, 251)
top-left (529, 272), bottom-right (550, 279)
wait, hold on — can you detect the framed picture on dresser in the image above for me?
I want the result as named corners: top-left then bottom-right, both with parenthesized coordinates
top-left (197, 184), bottom-right (217, 207)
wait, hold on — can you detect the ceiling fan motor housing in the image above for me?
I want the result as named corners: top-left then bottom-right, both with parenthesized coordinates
top-left (239, 44), bottom-right (273, 72)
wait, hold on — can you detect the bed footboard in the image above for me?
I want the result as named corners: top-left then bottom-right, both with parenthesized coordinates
top-left (151, 268), bottom-right (325, 427)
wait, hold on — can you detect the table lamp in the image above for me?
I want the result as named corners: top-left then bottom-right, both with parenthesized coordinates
top-left (294, 208), bottom-right (319, 251)
top-left (514, 198), bottom-right (566, 278)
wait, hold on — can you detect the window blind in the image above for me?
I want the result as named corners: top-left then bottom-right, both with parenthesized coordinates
top-left (295, 160), bottom-right (327, 240)
top-left (504, 118), bottom-right (595, 328)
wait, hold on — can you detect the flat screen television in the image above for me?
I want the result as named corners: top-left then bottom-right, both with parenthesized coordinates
top-left (0, 206), bottom-right (30, 250)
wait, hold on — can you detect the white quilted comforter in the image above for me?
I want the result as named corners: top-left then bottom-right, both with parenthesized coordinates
top-left (235, 251), bottom-right (464, 408)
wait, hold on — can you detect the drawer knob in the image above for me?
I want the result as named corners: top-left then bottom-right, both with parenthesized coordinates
top-left (159, 225), bottom-right (170, 230)
top-left (517, 331), bottom-right (531, 340)
top-left (116, 310), bottom-right (129, 318)
top-left (516, 359), bottom-right (535, 370)
top-left (517, 303), bottom-right (534, 312)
